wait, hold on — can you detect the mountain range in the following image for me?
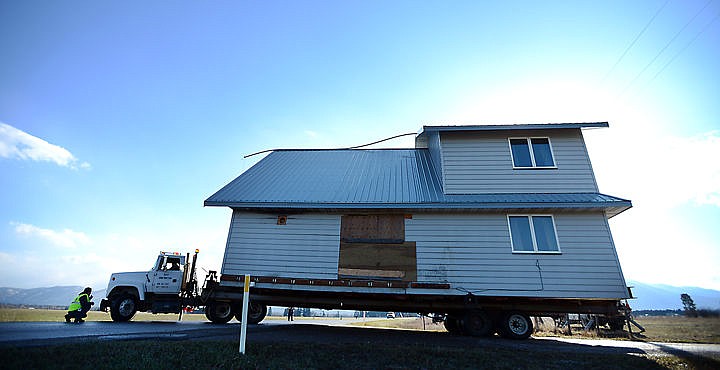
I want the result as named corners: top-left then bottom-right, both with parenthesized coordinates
top-left (1, 282), bottom-right (718, 311)
top-left (0, 286), bottom-right (106, 308)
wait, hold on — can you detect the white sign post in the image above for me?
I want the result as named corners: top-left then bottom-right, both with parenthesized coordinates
top-left (239, 274), bottom-right (250, 354)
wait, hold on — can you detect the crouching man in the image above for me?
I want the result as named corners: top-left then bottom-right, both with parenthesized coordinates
top-left (65, 287), bottom-right (94, 323)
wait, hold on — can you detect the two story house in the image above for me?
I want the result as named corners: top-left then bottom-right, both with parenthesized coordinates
top-left (205, 122), bottom-right (632, 338)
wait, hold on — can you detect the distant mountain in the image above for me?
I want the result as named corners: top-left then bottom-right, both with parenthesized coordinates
top-left (0, 286), bottom-right (106, 307)
top-left (627, 281), bottom-right (720, 311)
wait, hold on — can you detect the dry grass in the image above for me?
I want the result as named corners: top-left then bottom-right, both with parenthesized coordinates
top-left (632, 316), bottom-right (720, 344)
top-left (532, 315), bottom-right (720, 344)
top-left (351, 317), bottom-right (446, 331)
top-left (0, 308), bottom-right (208, 323)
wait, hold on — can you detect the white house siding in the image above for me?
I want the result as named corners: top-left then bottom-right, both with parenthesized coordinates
top-left (440, 129), bottom-right (599, 194)
top-left (407, 212), bottom-right (629, 299)
top-left (426, 131), bottom-right (445, 186)
top-left (221, 211), bottom-right (341, 279)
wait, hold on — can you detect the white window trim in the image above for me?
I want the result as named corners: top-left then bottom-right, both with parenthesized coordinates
top-left (507, 214), bottom-right (562, 254)
top-left (508, 137), bottom-right (557, 169)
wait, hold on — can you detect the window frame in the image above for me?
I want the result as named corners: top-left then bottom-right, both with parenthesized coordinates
top-left (508, 137), bottom-right (557, 169)
top-left (507, 214), bottom-right (562, 254)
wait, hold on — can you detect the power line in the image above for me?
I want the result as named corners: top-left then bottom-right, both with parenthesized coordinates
top-left (602, 0), bottom-right (670, 83)
top-left (620, 0), bottom-right (714, 95)
top-left (644, 9), bottom-right (720, 87)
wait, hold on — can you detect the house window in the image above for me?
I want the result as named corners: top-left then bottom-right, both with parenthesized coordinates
top-left (508, 215), bottom-right (560, 253)
top-left (509, 138), bottom-right (555, 168)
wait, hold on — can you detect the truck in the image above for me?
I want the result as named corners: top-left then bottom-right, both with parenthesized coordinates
top-left (99, 250), bottom-right (268, 325)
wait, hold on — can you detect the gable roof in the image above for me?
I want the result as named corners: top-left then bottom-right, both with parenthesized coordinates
top-left (204, 149), bottom-right (631, 217)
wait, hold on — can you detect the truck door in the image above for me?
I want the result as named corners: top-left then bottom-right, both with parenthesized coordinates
top-left (149, 255), bottom-right (184, 294)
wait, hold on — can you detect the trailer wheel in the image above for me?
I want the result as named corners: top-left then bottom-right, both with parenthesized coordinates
top-left (110, 294), bottom-right (137, 322)
top-left (461, 310), bottom-right (492, 337)
top-left (205, 301), bottom-right (233, 324)
top-left (234, 302), bottom-right (268, 324)
top-left (498, 312), bottom-right (533, 339)
top-left (443, 315), bottom-right (463, 335)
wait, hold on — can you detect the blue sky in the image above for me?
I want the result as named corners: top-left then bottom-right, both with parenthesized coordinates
top-left (1, 1), bottom-right (719, 293)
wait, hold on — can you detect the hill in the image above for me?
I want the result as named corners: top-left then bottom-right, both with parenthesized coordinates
top-left (627, 281), bottom-right (720, 310)
top-left (0, 286), bottom-right (105, 307)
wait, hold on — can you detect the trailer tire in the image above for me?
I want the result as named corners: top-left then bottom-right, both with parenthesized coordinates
top-left (461, 310), bottom-right (492, 337)
top-left (234, 302), bottom-right (268, 324)
top-left (443, 315), bottom-right (463, 335)
top-left (205, 301), bottom-right (233, 324)
top-left (110, 294), bottom-right (137, 322)
top-left (498, 312), bottom-right (533, 340)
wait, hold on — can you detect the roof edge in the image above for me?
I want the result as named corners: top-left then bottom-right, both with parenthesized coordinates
top-left (420, 122), bottom-right (609, 134)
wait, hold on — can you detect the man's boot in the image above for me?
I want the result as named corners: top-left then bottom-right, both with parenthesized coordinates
top-left (64, 314), bottom-right (71, 323)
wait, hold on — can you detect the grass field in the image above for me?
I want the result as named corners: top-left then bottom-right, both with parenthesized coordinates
top-left (1, 339), bottom-right (717, 370)
top-left (1, 309), bottom-right (719, 369)
top-left (0, 308), bottom-right (209, 323)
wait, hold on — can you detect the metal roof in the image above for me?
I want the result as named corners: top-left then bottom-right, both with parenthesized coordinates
top-left (204, 149), bottom-right (631, 217)
top-left (420, 122), bottom-right (609, 133)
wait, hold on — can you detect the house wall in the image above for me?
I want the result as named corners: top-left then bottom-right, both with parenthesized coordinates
top-left (407, 212), bottom-right (629, 299)
top-left (439, 129), bottom-right (599, 193)
top-left (221, 211), bottom-right (340, 279)
top-left (222, 210), bottom-right (629, 299)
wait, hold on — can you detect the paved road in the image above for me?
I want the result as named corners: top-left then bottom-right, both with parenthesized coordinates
top-left (1, 319), bottom-right (718, 364)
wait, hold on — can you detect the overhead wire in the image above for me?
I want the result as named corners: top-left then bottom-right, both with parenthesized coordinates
top-left (244, 132), bottom-right (417, 158)
top-left (643, 9), bottom-right (720, 89)
top-left (619, 0), bottom-right (715, 96)
top-left (601, 0), bottom-right (670, 83)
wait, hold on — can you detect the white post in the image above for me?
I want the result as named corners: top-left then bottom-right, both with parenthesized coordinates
top-left (239, 274), bottom-right (250, 354)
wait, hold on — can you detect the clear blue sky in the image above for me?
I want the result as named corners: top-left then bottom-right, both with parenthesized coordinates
top-left (1, 1), bottom-right (719, 292)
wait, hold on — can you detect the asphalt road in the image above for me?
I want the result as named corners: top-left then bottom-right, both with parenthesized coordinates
top-left (1, 319), bottom-right (718, 364)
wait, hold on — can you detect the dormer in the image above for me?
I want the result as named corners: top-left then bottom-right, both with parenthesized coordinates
top-left (415, 123), bottom-right (606, 194)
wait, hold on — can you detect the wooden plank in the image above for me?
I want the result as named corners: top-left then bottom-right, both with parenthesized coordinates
top-left (340, 215), bottom-right (404, 243)
top-left (338, 241), bottom-right (417, 281)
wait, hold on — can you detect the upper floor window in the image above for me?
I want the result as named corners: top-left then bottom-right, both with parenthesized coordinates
top-left (508, 215), bottom-right (560, 253)
top-left (509, 137), bottom-right (556, 168)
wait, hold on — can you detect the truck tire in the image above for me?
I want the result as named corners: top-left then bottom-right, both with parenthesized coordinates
top-left (498, 312), bottom-right (533, 340)
top-left (443, 315), bottom-right (463, 335)
top-left (233, 302), bottom-right (268, 324)
top-left (110, 294), bottom-right (137, 322)
top-left (205, 301), bottom-right (233, 324)
top-left (461, 310), bottom-right (492, 337)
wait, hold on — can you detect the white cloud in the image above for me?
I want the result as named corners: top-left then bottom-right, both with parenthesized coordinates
top-left (0, 122), bottom-right (90, 169)
top-left (12, 222), bottom-right (91, 248)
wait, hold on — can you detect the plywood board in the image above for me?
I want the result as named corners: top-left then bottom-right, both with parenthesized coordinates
top-left (338, 241), bottom-right (417, 281)
top-left (340, 215), bottom-right (404, 243)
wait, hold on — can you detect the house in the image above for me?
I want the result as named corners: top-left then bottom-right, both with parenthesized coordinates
top-left (204, 122), bottom-right (632, 335)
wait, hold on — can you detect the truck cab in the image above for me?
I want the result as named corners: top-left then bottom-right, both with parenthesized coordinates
top-left (100, 251), bottom-right (190, 321)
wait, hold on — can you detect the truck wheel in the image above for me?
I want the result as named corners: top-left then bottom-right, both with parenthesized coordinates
top-left (205, 301), bottom-right (233, 323)
top-left (110, 294), bottom-right (137, 322)
top-left (461, 310), bottom-right (492, 337)
top-left (498, 312), bottom-right (533, 339)
top-left (443, 315), bottom-right (463, 335)
top-left (234, 302), bottom-right (268, 324)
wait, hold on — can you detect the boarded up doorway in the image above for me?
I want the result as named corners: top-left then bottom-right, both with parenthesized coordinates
top-left (338, 215), bottom-right (417, 281)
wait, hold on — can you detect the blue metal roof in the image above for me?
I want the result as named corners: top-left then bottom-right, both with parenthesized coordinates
top-left (205, 149), bottom-right (631, 217)
top-left (420, 122), bottom-right (609, 133)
